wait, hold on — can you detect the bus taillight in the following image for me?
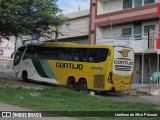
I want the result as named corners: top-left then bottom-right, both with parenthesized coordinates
top-left (107, 72), bottom-right (113, 84)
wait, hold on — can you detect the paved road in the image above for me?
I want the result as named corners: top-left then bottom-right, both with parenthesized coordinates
top-left (0, 68), bottom-right (19, 80)
top-left (96, 93), bottom-right (160, 105)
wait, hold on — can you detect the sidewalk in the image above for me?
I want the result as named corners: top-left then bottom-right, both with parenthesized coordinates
top-left (129, 83), bottom-right (160, 96)
top-left (0, 67), bottom-right (13, 73)
top-left (0, 67), bottom-right (18, 81)
top-left (0, 60), bottom-right (13, 69)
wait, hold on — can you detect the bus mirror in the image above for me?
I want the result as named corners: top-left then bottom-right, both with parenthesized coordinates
top-left (11, 52), bottom-right (14, 59)
top-left (11, 51), bottom-right (20, 59)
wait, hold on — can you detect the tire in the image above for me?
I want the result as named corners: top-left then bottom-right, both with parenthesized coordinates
top-left (78, 79), bottom-right (87, 91)
top-left (67, 77), bottom-right (77, 90)
top-left (22, 71), bottom-right (29, 82)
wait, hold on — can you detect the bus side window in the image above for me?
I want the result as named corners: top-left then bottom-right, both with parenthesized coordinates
top-left (89, 49), bottom-right (96, 62)
top-left (59, 49), bottom-right (65, 60)
top-left (69, 49), bottom-right (75, 61)
top-left (83, 49), bottom-right (90, 62)
top-left (49, 48), bottom-right (56, 60)
top-left (95, 49), bottom-right (109, 62)
top-left (23, 46), bottom-right (36, 60)
top-left (73, 49), bottom-right (81, 61)
top-left (75, 52), bottom-right (79, 61)
top-left (80, 49), bottom-right (87, 62)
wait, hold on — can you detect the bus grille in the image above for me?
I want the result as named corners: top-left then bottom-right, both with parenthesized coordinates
top-left (94, 75), bottom-right (105, 89)
top-left (115, 65), bottom-right (131, 71)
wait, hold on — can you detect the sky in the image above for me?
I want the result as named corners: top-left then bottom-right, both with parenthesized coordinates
top-left (57, 0), bottom-right (90, 14)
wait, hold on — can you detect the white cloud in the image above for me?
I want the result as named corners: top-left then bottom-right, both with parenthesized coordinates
top-left (57, 0), bottom-right (90, 14)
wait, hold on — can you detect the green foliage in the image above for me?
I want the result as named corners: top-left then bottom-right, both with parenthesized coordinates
top-left (0, 86), bottom-right (158, 111)
top-left (0, 0), bottom-right (66, 37)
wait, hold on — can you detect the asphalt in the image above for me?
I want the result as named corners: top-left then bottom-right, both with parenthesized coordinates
top-left (97, 93), bottom-right (160, 105)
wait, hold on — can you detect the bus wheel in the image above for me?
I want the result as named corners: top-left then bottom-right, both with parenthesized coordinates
top-left (22, 71), bottom-right (29, 82)
top-left (78, 79), bottom-right (87, 91)
top-left (67, 77), bottom-right (77, 90)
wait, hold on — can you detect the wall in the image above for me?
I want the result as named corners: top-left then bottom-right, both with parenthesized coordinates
top-left (98, 0), bottom-right (123, 15)
top-left (59, 17), bottom-right (89, 39)
top-left (97, 0), bottom-right (160, 15)
top-left (58, 10), bottom-right (89, 40)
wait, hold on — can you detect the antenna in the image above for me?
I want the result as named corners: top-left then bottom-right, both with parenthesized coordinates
top-left (78, 4), bottom-right (80, 11)
top-left (78, 0), bottom-right (80, 11)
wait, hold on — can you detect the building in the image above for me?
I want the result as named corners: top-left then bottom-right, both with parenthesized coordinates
top-left (58, 9), bottom-right (90, 44)
top-left (89, 0), bottom-right (160, 84)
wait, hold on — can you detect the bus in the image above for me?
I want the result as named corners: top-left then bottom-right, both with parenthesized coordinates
top-left (13, 42), bottom-right (134, 92)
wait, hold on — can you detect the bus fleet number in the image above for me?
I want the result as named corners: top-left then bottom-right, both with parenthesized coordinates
top-left (91, 66), bottom-right (103, 71)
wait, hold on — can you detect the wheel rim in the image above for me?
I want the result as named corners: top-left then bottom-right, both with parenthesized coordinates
top-left (68, 82), bottom-right (74, 89)
top-left (67, 79), bottom-right (75, 89)
top-left (79, 81), bottom-right (87, 90)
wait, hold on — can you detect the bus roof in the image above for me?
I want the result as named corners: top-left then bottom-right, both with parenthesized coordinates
top-left (20, 42), bottom-right (132, 50)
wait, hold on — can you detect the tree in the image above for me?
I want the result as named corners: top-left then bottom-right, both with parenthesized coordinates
top-left (40, 14), bottom-right (67, 41)
top-left (52, 14), bottom-right (67, 41)
top-left (0, 0), bottom-right (66, 52)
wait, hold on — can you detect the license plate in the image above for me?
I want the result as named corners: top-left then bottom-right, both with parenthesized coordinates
top-left (120, 86), bottom-right (124, 89)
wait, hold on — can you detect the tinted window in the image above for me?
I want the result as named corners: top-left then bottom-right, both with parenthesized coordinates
top-left (23, 46), bottom-right (109, 63)
top-left (135, 0), bottom-right (142, 7)
top-left (144, 0), bottom-right (155, 5)
top-left (144, 25), bottom-right (155, 35)
top-left (134, 22), bottom-right (142, 40)
top-left (23, 46), bottom-right (38, 60)
top-left (14, 47), bottom-right (26, 66)
top-left (123, 0), bottom-right (132, 9)
top-left (122, 28), bottom-right (132, 37)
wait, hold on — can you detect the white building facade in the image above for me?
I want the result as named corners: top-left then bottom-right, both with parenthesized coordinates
top-left (58, 10), bottom-right (90, 44)
top-left (89, 0), bottom-right (160, 84)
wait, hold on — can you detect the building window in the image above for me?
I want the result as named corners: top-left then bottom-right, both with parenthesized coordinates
top-left (144, 0), bottom-right (155, 5)
top-left (122, 28), bottom-right (132, 37)
top-left (135, 0), bottom-right (142, 7)
top-left (123, 0), bottom-right (132, 9)
top-left (144, 25), bottom-right (155, 35)
top-left (134, 23), bottom-right (142, 40)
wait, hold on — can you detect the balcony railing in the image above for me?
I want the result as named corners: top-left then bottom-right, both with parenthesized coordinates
top-left (96, 34), bottom-right (159, 53)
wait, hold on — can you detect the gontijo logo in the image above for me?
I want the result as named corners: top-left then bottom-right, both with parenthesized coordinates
top-left (118, 49), bottom-right (130, 57)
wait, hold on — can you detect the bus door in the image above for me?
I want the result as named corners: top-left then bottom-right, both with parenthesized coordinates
top-left (13, 47), bottom-right (26, 76)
